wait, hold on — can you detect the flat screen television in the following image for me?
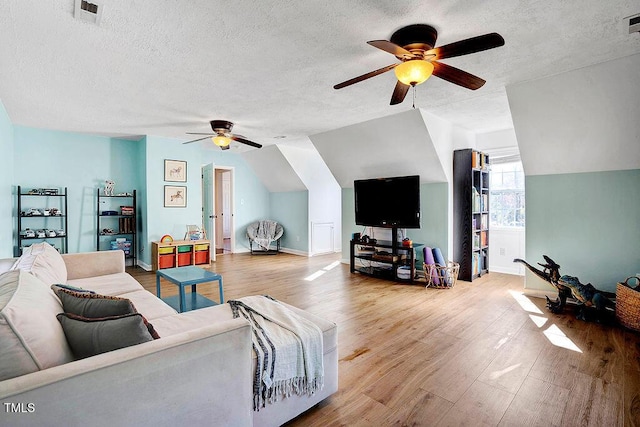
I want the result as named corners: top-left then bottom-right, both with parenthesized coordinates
top-left (354, 175), bottom-right (421, 228)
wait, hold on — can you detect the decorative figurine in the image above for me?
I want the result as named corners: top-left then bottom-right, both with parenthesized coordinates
top-left (104, 180), bottom-right (115, 196)
top-left (514, 255), bottom-right (616, 321)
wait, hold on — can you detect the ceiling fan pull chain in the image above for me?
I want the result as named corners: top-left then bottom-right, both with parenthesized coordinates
top-left (412, 85), bottom-right (416, 109)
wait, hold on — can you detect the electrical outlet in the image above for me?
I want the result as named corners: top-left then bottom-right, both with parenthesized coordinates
top-left (499, 248), bottom-right (506, 256)
top-left (296, 236), bottom-right (300, 242)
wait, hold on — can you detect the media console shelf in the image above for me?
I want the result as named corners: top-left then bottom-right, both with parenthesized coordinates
top-left (350, 238), bottom-right (422, 284)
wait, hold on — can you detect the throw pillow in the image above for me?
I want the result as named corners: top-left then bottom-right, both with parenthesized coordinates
top-left (51, 283), bottom-right (96, 295)
top-left (0, 270), bottom-right (74, 381)
top-left (11, 242), bottom-right (68, 285)
top-left (54, 288), bottom-right (136, 318)
top-left (51, 285), bottom-right (160, 339)
top-left (57, 313), bottom-right (154, 359)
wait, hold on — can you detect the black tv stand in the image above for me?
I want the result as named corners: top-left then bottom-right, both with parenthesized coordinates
top-left (350, 227), bottom-right (422, 284)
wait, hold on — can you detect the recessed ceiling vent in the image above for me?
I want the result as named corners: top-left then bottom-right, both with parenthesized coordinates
top-left (74, 0), bottom-right (103, 25)
top-left (626, 13), bottom-right (640, 34)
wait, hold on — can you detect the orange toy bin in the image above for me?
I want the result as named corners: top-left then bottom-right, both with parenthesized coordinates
top-left (177, 252), bottom-right (192, 267)
top-left (194, 248), bottom-right (209, 264)
top-left (159, 254), bottom-right (175, 269)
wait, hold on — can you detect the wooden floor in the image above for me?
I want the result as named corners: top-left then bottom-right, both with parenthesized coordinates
top-left (130, 252), bottom-right (640, 427)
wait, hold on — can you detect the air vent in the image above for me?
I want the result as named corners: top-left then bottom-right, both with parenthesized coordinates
top-left (74, 0), bottom-right (103, 25)
top-left (627, 13), bottom-right (640, 34)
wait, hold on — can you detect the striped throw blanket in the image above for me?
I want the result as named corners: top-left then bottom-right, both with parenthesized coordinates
top-left (229, 295), bottom-right (324, 410)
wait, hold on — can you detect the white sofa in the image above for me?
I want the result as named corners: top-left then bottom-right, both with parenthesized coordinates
top-left (0, 247), bottom-right (338, 427)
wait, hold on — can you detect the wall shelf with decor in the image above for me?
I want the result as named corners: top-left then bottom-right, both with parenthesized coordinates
top-left (453, 149), bottom-right (490, 282)
top-left (151, 239), bottom-right (211, 271)
top-left (16, 186), bottom-right (69, 255)
top-left (96, 189), bottom-right (137, 267)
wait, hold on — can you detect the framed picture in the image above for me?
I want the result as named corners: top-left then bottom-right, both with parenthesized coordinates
top-left (164, 185), bottom-right (187, 208)
top-left (164, 159), bottom-right (187, 182)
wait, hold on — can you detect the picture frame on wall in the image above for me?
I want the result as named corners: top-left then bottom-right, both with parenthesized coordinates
top-left (164, 185), bottom-right (187, 208)
top-left (164, 159), bottom-right (187, 182)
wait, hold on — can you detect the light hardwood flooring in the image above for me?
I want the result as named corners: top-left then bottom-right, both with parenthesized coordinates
top-left (130, 253), bottom-right (640, 427)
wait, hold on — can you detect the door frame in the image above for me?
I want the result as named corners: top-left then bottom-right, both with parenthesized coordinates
top-left (202, 164), bottom-right (235, 260)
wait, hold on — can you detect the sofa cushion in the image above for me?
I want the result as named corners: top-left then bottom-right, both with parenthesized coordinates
top-left (66, 272), bottom-right (144, 296)
top-left (11, 242), bottom-right (67, 285)
top-left (53, 287), bottom-right (137, 318)
top-left (56, 312), bottom-right (154, 359)
top-left (0, 270), bottom-right (74, 381)
top-left (117, 289), bottom-right (178, 321)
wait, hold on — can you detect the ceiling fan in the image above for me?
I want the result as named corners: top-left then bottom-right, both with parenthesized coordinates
top-left (183, 120), bottom-right (262, 150)
top-left (334, 24), bottom-right (505, 105)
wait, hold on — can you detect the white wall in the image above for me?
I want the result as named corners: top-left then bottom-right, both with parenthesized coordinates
top-left (507, 53), bottom-right (640, 176)
top-left (489, 228), bottom-right (525, 275)
top-left (278, 140), bottom-right (342, 254)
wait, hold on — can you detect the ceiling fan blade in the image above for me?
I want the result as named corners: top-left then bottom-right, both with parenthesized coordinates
top-left (186, 132), bottom-right (215, 135)
top-left (333, 63), bottom-right (399, 89)
top-left (231, 135), bottom-right (262, 149)
top-left (432, 61), bottom-right (486, 90)
top-left (367, 40), bottom-right (413, 58)
top-left (425, 33), bottom-right (504, 60)
top-left (183, 136), bottom-right (212, 145)
top-left (390, 81), bottom-right (410, 105)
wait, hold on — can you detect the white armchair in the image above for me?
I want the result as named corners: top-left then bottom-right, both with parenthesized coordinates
top-left (246, 220), bottom-right (284, 254)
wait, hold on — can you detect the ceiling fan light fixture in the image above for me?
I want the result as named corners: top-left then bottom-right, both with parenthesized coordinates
top-left (394, 60), bottom-right (434, 86)
top-left (212, 135), bottom-right (231, 147)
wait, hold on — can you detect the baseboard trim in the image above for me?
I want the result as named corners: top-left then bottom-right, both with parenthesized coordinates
top-left (136, 260), bottom-right (152, 271)
top-left (281, 248), bottom-right (308, 257)
top-left (523, 288), bottom-right (555, 300)
top-left (489, 266), bottom-right (524, 276)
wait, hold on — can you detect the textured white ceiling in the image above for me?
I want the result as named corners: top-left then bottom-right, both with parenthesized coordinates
top-left (0, 0), bottom-right (639, 145)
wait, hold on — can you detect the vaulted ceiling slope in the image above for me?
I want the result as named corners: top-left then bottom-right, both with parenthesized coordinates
top-left (310, 109), bottom-right (448, 187)
top-left (0, 1), bottom-right (638, 144)
top-left (508, 53), bottom-right (640, 176)
top-left (242, 145), bottom-right (306, 192)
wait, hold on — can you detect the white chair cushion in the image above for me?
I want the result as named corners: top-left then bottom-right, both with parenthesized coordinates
top-left (0, 270), bottom-right (74, 381)
top-left (11, 242), bottom-right (68, 285)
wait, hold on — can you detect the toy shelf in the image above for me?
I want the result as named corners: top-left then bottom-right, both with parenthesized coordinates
top-left (151, 239), bottom-right (211, 271)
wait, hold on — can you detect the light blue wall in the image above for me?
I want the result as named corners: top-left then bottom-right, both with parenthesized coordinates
top-left (12, 126), bottom-right (141, 255)
top-left (270, 191), bottom-right (309, 252)
top-left (141, 135), bottom-right (203, 265)
top-left (0, 101), bottom-right (14, 258)
top-left (200, 150), bottom-right (270, 252)
top-left (341, 183), bottom-right (449, 263)
top-left (526, 170), bottom-right (640, 292)
top-left (408, 183), bottom-right (449, 263)
top-left (136, 137), bottom-right (148, 264)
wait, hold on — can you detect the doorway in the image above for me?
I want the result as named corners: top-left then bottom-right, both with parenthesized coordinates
top-left (215, 168), bottom-right (233, 255)
top-left (202, 164), bottom-right (235, 261)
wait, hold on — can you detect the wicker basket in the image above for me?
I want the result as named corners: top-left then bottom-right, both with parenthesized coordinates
top-left (424, 261), bottom-right (460, 289)
top-left (616, 277), bottom-right (640, 332)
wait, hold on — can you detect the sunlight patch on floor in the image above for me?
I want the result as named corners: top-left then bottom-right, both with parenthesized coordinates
top-left (509, 290), bottom-right (582, 353)
top-left (489, 363), bottom-right (522, 380)
top-left (543, 324), bottom-right (583, 353)
top-left (508, 290), bottom-right (543, 314)
top-left (529, 314), bottom-right (548, 328)
top-left (304, 270), bottom-right (327, 281)
top-left (304, 260), bottom-right (341, 281)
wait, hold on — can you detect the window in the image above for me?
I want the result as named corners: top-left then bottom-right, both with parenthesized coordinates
top-left (489, 161), bottom-right (525, 228)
